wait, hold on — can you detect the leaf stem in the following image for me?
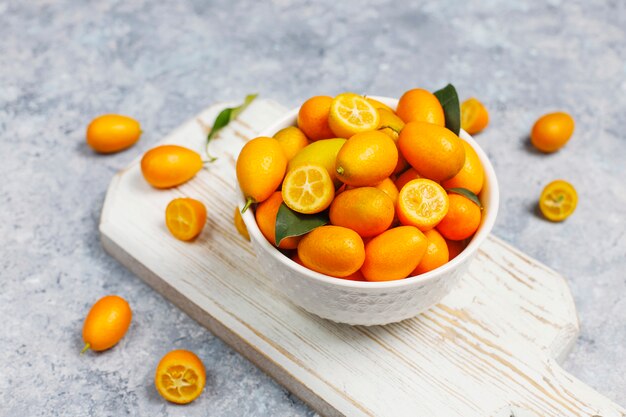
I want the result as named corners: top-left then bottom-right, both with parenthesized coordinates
top-left (81, 343), bottom-right (90, 354)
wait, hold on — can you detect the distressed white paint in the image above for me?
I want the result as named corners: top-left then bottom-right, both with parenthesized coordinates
top-left (100, 100), bottom-right (624, 417)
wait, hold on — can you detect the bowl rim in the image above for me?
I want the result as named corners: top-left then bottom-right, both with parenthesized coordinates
top-left (239, 96), bottom-right (500, 289)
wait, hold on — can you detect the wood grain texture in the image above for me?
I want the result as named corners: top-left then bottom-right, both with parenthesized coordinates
top-left (100, 100), bottom-right (624, 417)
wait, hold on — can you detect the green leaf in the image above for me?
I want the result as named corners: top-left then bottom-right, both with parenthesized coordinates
top-left (275, 203), bottom-right (328, 246)
top-left (230, 94), bottom-right (257, 120)
top-left (207, 108), bottom-right (232, 141)
top-left (206, 94), bottom-right (258, 161)
top-left (446, 187), bottom-right (483, 209)
top-left (433, 84), bottom-right (461, 135)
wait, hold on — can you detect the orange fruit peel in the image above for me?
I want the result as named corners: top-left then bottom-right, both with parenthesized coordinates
top-left (539, 180), bottom-right (577, 222)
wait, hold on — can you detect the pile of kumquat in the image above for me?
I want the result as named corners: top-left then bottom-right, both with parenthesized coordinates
top-left (236, 88), bottom-right (488, 282)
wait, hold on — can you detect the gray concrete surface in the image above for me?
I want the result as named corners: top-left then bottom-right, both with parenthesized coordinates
top-left (1, 0), bottom-right (625, 415)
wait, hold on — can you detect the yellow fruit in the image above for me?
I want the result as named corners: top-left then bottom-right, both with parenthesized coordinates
top-left (441, 140), bottom-right (485, 194)
top-left (335, 130), bottom-right (398, 187)
top-left (273, 126), bottom-right (310, 160)
top-left (328, 93), bottom-right (381, 138)
top-left (361, 226), bottom-right (428, 282)
top-left (86, 114), bottom-right (141, 153)
top-left (233, 207), bottom-right (250, 241)
top-left (165, 198), bottom-right (207, 241)
top-left (397, 179), bottom-right (449, 231)
top-left (366, 97), bottom-right (394, 112)
top-left (531, 112), bottom-right (575, 153)
top-left (282, 164), bottom-right (334, 214)
top-left (297, 96), bottom-right (335, 141)
top-left (538, 180), bottom-right (577, 222)
top-left (141, 145), bottom-right (203, 189)
top-left (461, 98), bottom-right (489, 135)
top-left (377, 108), bottom-right (405, 141)
top-left (412, 229), bottom-right (449, 275)
top-left (255, 192), bottom-right (301, 249)
top-left (396, 88), bottom-right (445, 126)
top-left (288, 138), bottom-right (346, 185)
top-left (398, 121), bottom-right (465, 181)
top-left (236, 137), bottom-right (287, 212)
top-left (329, 187), bottom-right (395, 237)
top-left (297, 225), bottom-right (365, 277)
top-left (155, 350), bottom-right (205, 404)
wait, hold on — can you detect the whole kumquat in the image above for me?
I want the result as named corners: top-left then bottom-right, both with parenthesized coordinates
top-left (437, 193), bottom-right (481, 241)
top-left (396, 88), bottom-right (445, 126)
top-left (531, 112), bottom-right (575, 153)
top-left (297, 226), bottom-right (365, 278)
top-left (329, 187), bottom-right (394, 237)
top-left (273, 126), bottom-right (310, 160)
top-left (412, 229), bottom-right (449, 275)
top-left (288, 138), bottom-right (346, 185)
top-left (398, 122), bottom-right (466, 182)
top-left (236, 136), bottom-right (287, 212)
top-left (394, 167), bottom-right (421, 192)
top-left (335, 130), bottom-right (398, 187)
top-left (361, 226), bottom-right (428, 282)
top-left (82, 295), bottom-right (132, 353)
top-left (297, 96), bottom-right (335, 141)
top-left (441, 140), bottom-right (485, 195)
top-left (256, 191), bottom-right (301, 249)
top-left (86, 114), bottom-right (142, 153)
top-left (141, 145), bottom-right (203, 189)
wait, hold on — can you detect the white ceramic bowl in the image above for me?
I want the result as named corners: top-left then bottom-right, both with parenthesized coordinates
top-left (239, 96), bottom-right (499, 326)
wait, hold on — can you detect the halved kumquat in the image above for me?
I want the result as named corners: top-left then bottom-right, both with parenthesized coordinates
top-left (328, 93), bottom-right (380, 138)
top-left (282, 164), bottom-right (334, 214)
top-left (461, 98), bottom-right (489, 135)
top-left (165, 198), bottom-right (207, 241)
top-left (397, 179), bottom-right (449, 231)
top-left (155, 350), bottom-right (206, 404)
top-left (538, 180), bottom-right (577, 222)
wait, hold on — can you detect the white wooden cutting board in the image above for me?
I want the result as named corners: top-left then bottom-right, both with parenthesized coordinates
top-left (100, 99), bottom-right (624, 417)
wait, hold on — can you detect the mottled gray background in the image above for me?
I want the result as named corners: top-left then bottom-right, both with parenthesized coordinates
top-left (1, 0), bottom-right (625, 415)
